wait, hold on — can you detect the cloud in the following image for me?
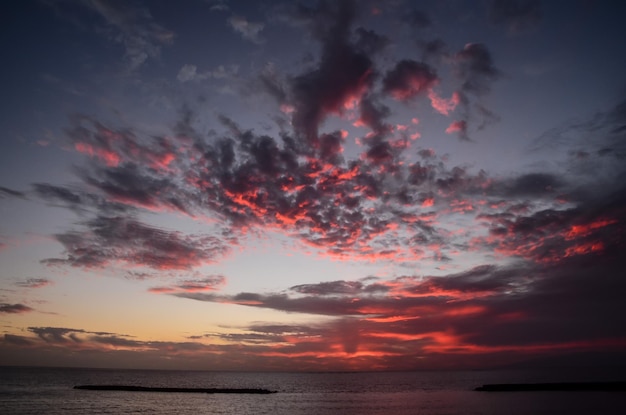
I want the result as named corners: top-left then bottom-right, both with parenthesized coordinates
top-left (0, 186), bottom-right (26, 199)
top-left (531, 99), bottom-right (626, 178)
top-left (228, 15), bottom-right (264, 44)
top-left (148, 275), bottom-right (226, 294)
top-left (16, 278), bottom-right (52, 289)
top-left (455, 43), bottom-right (500, 96)
top-left (177, 64), bottom-right (203, 82)
top-left (445, 120), bottom-right (468, 139)
top-left (290, 280), bottom-right (371, 296)
top-left (86, 0), bottom-right (174, 70)
top-left (206, 0), bottom-right (229, 12)
top-left (6, 0), bottom-right (622, 372)
top-left (172, 265), bottom-right (523, 317)
top-left (166, 247), bottom-right (626, 363)
top-left (272, 0), bottom-right (375, 144)
top-left (47, 0), bottom-right (174, 71)
top-left (382, 60), bottom-right (439, 101)
top-left (354, 27), bottom-right (389, 55)
top-left (428, 90), bottom-right (461, 116)
top-left (3, 334), bottom-right (35, 346)
top-left (0, 303), bottom-right (34, 314)
top-left (58, 104), bottom-right (493, 266)
top-left (355, 95), bottom-right (391, 135)
top-left (475, 188), bottom-right (625, 264)
top-left (494, 172), bottom-right (565, 197)
top-left (43, 215), bottom-right (231, 270)
top-left (6, 213), bottom-right (626, 371)
top-left (33, 183), bottom-right (132, 215)
top-left (27, 326), bottom-right (128, 345)
top-left (177, 64), bottom-right (239, 82)
top-left (26, 12), bottom-right (500, 266)
top-left (488, 0), bottom-right (541, 33)
top-left (135, 105), bottom-right (624, 363)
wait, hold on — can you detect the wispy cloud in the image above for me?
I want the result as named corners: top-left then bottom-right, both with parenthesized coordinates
top-left (176, 64), bottom-right (239, 83)
top-left (148, 275), bottom-right (226, 294)
top-left (46, 0), bottom-right (174, 71)
top-left (0, 186), bottom-right (26, 199)
top-left (228, 15), bottom-right (264, 44)
top-left (16, 279), bottom-right (52, 289)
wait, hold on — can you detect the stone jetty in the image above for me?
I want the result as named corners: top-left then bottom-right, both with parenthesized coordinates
top-left (74, 385), bottom-right (277, 394)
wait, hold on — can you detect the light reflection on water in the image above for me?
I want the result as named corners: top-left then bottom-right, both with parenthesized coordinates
top-left (1, 367), bottom-right (625, 415)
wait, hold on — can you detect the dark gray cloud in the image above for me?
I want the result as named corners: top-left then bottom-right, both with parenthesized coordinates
top-left (455, 43), bottom-right (500, 96)
top-left (289, 18), bottom-right (374, 143)
top-left (382, 60), bottom-right (439, 100)
top-left (0, 303), bottom-right (34, 314)
top-left (445, 42), bottom-right (501, 139)
top-left (357, 95), bottom-right (391, 136)
top-left (490, 172), bottom-right (565, 198)
top-left (354, 27), bottom-right (389, 55)
top-left (291, 280), bottom-right (367, 296)
top-left (27, 326), bottom-right (122, 344)
top-left (33, 183), bottom-right (132, 215)
top-left (42, 215), bottom-right (231, 270)
top-left (0, 186), bottom-right (26, 199)
top-left (3, 334), bottom-right (35, 346)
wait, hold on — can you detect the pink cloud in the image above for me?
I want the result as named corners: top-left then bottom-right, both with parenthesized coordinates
top-left (445, 120), bottom-right (467, 134)
top-left (75, 142), bottom-right (121, 167)
top-left (428, 90), bottom-right (461, 115)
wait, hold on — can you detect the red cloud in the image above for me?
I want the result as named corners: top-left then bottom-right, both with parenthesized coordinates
top-left (428, 90), bottom-right (461, 115)
top-left (566, 218), bottom-right (617, 240)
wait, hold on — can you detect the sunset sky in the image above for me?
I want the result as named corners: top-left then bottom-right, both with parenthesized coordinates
top-left (1, 0), bottom-right (626, 371)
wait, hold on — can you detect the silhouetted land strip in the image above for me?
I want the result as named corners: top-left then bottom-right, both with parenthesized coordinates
top-left (74, 385), bottom-right (277, 394)
top-left (475, 382), bottom-right (626, 392)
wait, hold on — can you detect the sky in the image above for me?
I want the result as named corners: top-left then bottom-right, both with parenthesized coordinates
top-left (1, 0), bottom-right (625, 372)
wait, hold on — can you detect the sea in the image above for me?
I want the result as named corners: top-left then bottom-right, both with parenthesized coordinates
top-left (1, 366), bottom-right (625, 414)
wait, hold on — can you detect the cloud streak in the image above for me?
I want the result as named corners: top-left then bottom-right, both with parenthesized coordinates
top-left (16, 279), bottom-right (52, 289)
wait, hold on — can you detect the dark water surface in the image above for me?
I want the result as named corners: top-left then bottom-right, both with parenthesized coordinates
top-left (1, 366), bottom-right (625, 414)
